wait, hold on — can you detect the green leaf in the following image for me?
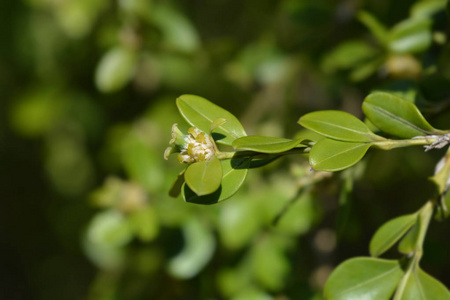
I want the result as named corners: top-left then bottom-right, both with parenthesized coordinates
top-left (370, 214), bottom-right (417, 257)
top-left (388, 18), bottom-right (432, 54)
top-left (177, 95), bottom-right (247, 146)
top-left (324, 257), bottom-right (403, 300)
top-left (363, 92), bottom-right (438, 138)
top-left (357, 11), bottom-right (389, 46)
top-left (232, 136), bottom-right (305, 153)
top-left (399, 268), bottom-right (450, 300)
top-left (183, 157), bottom-right (250, 204)
top-left (184, 156), bottom-right (222, 196)
top-left (299, 110), bottom-right (384, 142)
top-left (398, 218), bottom-right (420, 255)
top-left (309, 139), bottom-right (371, 172)
top-left (95, 47), bottom-right (137, 93)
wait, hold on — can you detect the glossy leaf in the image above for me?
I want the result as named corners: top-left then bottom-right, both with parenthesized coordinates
top-left (177, 95), bottom-right (247, 146)
top-left (185, 156), bottom-right (222, 196)
top-left (232, 136), bottom-right (305, 153)
top-left (183, 157), bottom-right (250, 204)
top-left (363, 92), bottom-right (437, 138)
top-left (370, 214), bottom-right (417, 257)
top-left (398, 268), bottom-right (450, 300)
top-left (299, 110), bottom-right (383, 142)
top-left (388, 18), bottom-right (432, 54)
top-left (398, 219), bottom-right (420, 255)
top-left (357, 11), bottom-right (389, 45)
top-left (324, 257), bottom-right (403, 300)
top-left (309, 139), bottom-right (371, 172)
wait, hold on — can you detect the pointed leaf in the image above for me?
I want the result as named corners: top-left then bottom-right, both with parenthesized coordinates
top-left (185, 156), bottom-right (222, 196)
top-left (388, 18), bottom-right (432, 54)
top-left (363, 92), bottom-right (438, 138)
top-left (370, 214), bottom-right (417, 257)
top-left (232, 136), bottom-right (305, 153)
top-left (324, 257), bottom-right (403, 300)
top-left (183, 157), bottom-right (250, 204)
top-left (399, 268), bottom-right (450, 300)
top-left (309, 139), bottom-right (371, 172)
top-left (299, 110), bottom-right (383, 142)
top-left (398, 218), bottom-right (420, 255)
top-left (177, 95), bottom-right (246, 145)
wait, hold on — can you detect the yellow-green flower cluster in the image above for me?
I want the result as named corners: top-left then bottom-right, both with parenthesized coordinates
top-left (164, 124), bottom-right (215, 164)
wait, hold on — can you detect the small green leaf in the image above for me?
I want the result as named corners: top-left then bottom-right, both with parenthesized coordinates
top-left (399, 268), bottom-right (450, 300)
top-left (232, 136), bottom-right (305, 153)
top-left (398, 218), bottom-right (420, 255)
top-left (309, 139), bottom-right (371, 172)
top-left (429, 155), bottom-right (450, 195)
top-left (299, 110), bottom-right (384, 142)
top-left (363, 92), bottom-right (439, 138)
top-left (184, 156), bottom-right (222, 196)
top-left (324, 257), bottom-right (403, 300)
top-left (183, 157), bottom-right (250, 204)
top-left (388, 18), bottom-right (432, 54)
top-left (370, 214), bottom-right (417, 257)
top-left (177, 95), bottom-right (247, 146)
top-left (357, 11), bottom-right (389, 46)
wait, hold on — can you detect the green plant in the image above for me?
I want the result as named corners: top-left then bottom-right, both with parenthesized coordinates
top-left (165, 91), bottom-right (450, 299)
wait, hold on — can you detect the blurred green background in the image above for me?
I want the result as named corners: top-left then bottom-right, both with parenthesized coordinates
top-left (2, 0), bottom-right (450, 299)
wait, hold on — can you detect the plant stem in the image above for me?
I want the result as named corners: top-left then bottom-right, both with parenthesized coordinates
top-left (372, 137), bottom-right (438, 150)
top-left (393, 201), bottom-right (433, 299)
